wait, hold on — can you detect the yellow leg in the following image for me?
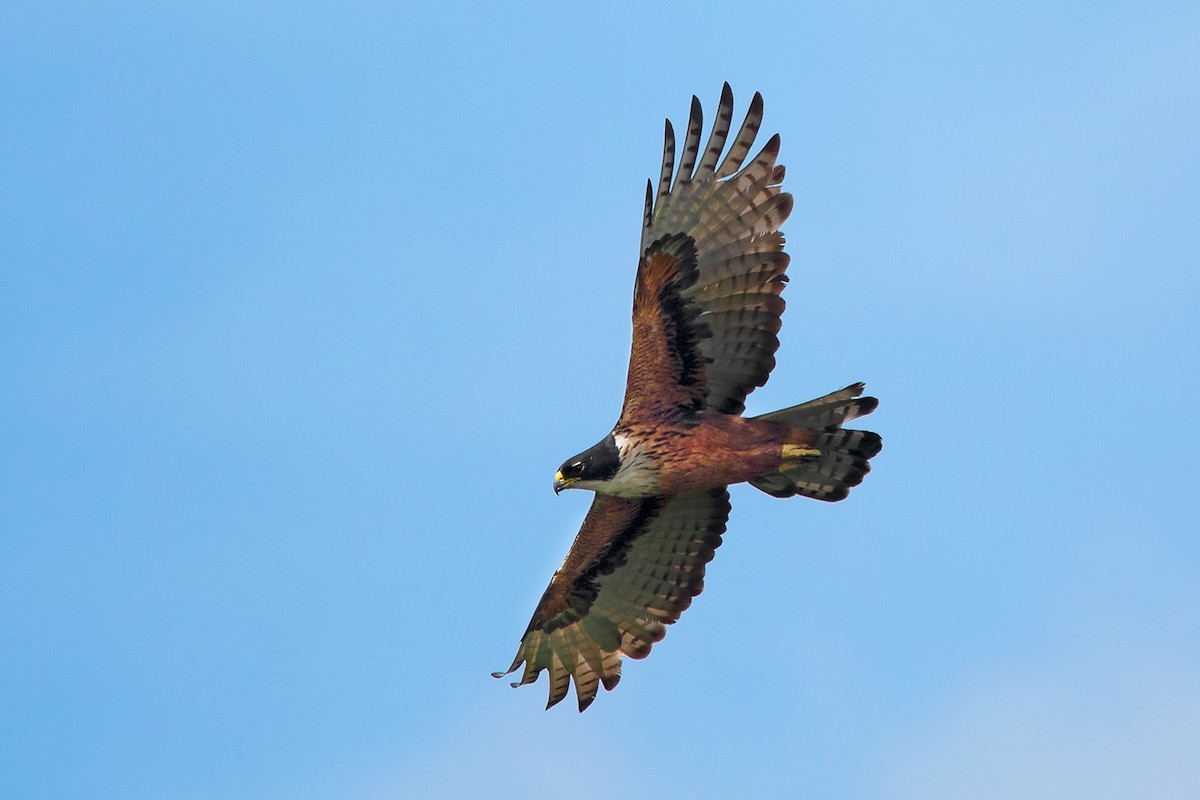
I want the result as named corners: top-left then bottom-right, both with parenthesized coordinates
top-left (781, 443), bottom-right (821, 460)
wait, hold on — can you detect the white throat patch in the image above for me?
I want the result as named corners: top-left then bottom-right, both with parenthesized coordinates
top-left (603, 431), bottom-right (661, 498)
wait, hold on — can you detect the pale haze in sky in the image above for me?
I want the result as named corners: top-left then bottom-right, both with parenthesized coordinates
top-left (2, 2), bottom-right (1198, 799)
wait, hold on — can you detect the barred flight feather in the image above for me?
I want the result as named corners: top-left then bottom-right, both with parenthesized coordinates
top-left (713, 90), bottom-right (763, 179)
top-left (705, 309), bottom-right (784, 334)
top-left (657, 120), bottom-right (675, 205)
top-left (701, 292), bottom-right (786, 314)
top-left (697, 253), bottom-right (789, 288)
top-left (643, 179), bottom-right (654, 232)
top-left (579, 614), bottom-right (622, 652)
top-left (702, 231), bottom-right (785, 264)
top-left (674, 95), bottom-right (704, 189)
top-left (695, 83), bottom-right (734, 180)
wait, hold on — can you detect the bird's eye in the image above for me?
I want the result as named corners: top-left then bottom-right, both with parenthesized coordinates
top-left (569, 461), bottom-right (584, 476)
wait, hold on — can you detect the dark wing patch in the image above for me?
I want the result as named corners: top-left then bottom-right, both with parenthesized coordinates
top-left (494, 489), bottom-right (731, 711)
top-left (620, 233), bottom-right (710, 422)
top-left (623, 84), bottom-right (792, 420)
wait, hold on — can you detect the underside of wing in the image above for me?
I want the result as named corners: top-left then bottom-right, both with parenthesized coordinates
top-left (620, 232), bottom-right (709, 421)
top-left (494, 489), bottom-right (731, 711)
top-left (623, 84), bottom-right (793, 421)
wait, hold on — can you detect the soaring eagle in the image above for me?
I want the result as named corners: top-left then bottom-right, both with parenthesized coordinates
top-left (494, 85), bottom-right (882, 711)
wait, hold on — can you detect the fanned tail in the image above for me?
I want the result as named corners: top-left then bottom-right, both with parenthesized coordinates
top-left (749, 383), bottom-right (882, 501)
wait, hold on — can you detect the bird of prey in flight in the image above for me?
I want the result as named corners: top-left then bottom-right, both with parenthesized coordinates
top-left (494, 85), bottom-right (882, 711)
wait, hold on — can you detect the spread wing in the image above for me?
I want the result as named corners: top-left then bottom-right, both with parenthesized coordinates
top-left (621, 83), bottom-right (793, 423)
top-left (493, 488), bottom-right (731, 711)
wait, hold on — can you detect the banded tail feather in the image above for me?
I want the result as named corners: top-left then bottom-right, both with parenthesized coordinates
top-left (750, 383), bottom-right (882, 501)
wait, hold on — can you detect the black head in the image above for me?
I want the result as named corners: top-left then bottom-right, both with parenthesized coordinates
top-left (554, 434), bottom-right (620, 493)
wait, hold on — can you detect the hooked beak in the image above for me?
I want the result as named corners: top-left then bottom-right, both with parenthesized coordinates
top-left (553, 470), bottom-right (579, 494)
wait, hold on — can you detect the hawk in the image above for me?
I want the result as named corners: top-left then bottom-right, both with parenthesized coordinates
top-left (494, 85), bottom-right (882, 711)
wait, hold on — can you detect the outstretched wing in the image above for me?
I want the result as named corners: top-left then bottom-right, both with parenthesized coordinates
top-left (494, 488), bottom-right (731, 711)
top-left (621, 84), bottom-right (793, 423)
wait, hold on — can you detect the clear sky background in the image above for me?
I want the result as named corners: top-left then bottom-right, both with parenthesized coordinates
top-left (3, 2), bottom-right (1198, 798)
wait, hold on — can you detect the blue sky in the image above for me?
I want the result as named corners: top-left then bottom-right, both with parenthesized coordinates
top-left (3, 2), bottom-right (1198, 798)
